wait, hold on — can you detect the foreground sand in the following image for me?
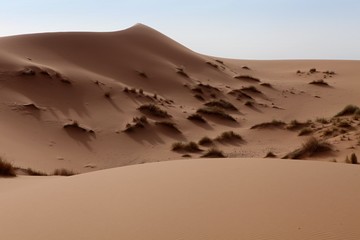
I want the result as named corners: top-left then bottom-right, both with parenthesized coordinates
top-left (1, 158), bottom-right (359, 239)
top-left (0, 24), bottom-right (359, 173)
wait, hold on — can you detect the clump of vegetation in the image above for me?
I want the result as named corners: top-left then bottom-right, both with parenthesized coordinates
top-left (286, 120), bottom-right (311, 130)
top-left (138, 104), bottom-right (171, 118)
top-left (260, 82), bottom-right (272, 88)
top-left (265, 151), bottom-right (277, 158)
top-left (228, 89), bottom-right (254, 100)
top-left (206, 61), bottom-right (219, 68)
top-left (251, 120), bottom-right (286, 129)
top-left (176, 67), bottom-right (189, 78)
top-left (298, 127), bottom-right (313, 136)
top-left (350, 153), bottom-right (358, 164)
top-left (53, 168), bottom-right (75, 176)
top-left (323, 71), bottom-right (336, 75)
top-left (241, 86), bottom-right (262, 94)
top-left (197, 107), bottom-right (237, 122)
top-left (309, 79), bottom-right (330, 86)
top-left (155, 121), bottom-right (181, 133)
top-left (187, 113), bottom-right (207, 123)
top-left (198, 136), bottom-right (213, 146)
top-left (194, 94), bottom-right (205, 101)
top-left (23, 168), bottom-right (48, 176)
top-left (0, 158), bottom-right (16, 177)
top-left (309, 68), bottom-right (317, 74)
top-left (335, 105), bottom-right (360, 117)
top-left (283, 137), bottom-right (333, 159)
top-left (136, 70), bottom-right (148, 78)
top-left (201, 148), bottom-right (226, 158)
top-left (244, 101), bottom-right (254, 107)
top-left (172, 142), bottom-right (202, 153)
top-left (191, 86), bottom-right (203, 94)
top-left (316, 118), bottom-right (329, 124)
top-left (215, 131), bottom-right (243, 142)
top-left (197, 83), bottom-right (220, 92)
top-left (234, 75), bottom-right (260, 82)
top-left (124, 116), bottom-right (148, 133)
top-left (337, 120), bottom-right (353, 129)
top-left (204, 99), bottom-right (238, 111)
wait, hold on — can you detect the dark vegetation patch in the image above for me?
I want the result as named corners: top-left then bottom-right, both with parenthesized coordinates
top-left (201, 148), bottom-right (226, 158)
top-left (198, 137), bottom-right (213, 146)
top-left (187, 113), bottom-right (207, 123)
top-left (53, 168), bottom-right (76, 176)
top-left (63, 121), bottom-right (94, 133)
top-left (335, 105), bottom-right (360, 117)
top-left (234, 75), bottom-right (260, 82)
top-left (283, 137), bottom-right (333, 159)
top-left (172, 142), bottom-right (202, 153)
top-left (197, 107), bottom-right (237, 122)
top-left (138, 104), bottom-right (171, 118)
top-left (204, 99), bottom-right (238, 111)
top-left (0, 158), bottom-right (16, 177)
top-left (251, 120), bottom-right (286, 129)
top-left (309, 79), bottom-right (330, 86)
top-left (155, 121), bottom-right (181, 133)
top-left (215, 131), bottom-right (243, 142)
top-left (241, 86), bottom-right (262, 94)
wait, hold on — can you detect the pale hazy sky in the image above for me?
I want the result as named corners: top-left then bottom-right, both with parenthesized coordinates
top-left (1, 0), bottom-right (359, 59)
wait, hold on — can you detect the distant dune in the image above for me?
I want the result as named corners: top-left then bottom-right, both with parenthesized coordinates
top-left (1, 24), bottom-right (360, 240)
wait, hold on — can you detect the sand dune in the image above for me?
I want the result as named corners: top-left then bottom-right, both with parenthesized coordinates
top-left (1, 158), bottom-right (360, 240)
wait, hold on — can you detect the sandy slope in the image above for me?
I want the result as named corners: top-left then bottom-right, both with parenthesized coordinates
top-left (0, 24), bottom-right (359, 173)
top-left (0, 158), bottom-right (360, 240)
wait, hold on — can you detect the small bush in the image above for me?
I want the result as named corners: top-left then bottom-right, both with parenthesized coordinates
top-left (172, 142), bottom-right (202, 153)
top-left (138, 104), bottom-right (171, 118)
top-left (309, 68), bottom-right (317, 73)
top-left (187, 113), bottom-right (207, 123)
top-left (197, 107), bottom-right (237, 122)
top-left (24, 168), bottom-right (48, 176)
top-left (155, 121), bottom-right (181, 132)
top-left (204, 99), bottom-right (237, 111)
top-left (265, 151), bottom-right (277, 158)
top-left (350, 153), bottom-right (358, 164)
top-left (335, 105), bottom-right (360, 117)
top-left (53, 168), bottom-right (75, 176)
top-left (251, 120), bottom-right (286, 129)
top-left (0, 158), bottom-right (16, 177)
top-left (215, 131), bottom-right (243, 142)
top-left (198, 137), bottom-right (213, 146)
top-left (283, 137), bottom-right (333, 159)
top-left (201, 148), bottom-right (226, 158)
top-left (309, 79), bottom-right (329, 86)
top-left (234, 75), bottom-right (260, 82)
top-left (241, 86), bottom-right (262, 94)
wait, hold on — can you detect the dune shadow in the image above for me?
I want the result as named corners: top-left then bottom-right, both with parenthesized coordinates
top-left (64, 127), bottom-right (96, 151)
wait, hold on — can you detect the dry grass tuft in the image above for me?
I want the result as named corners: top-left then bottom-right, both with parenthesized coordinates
top-left (0, 158), bottom-right (16, 177)
top-left (309, 79), bottom-right (329, 86)
top-left (201, 148), bottom-right (226, 158)
top-left (187, 113), bottom-right (207, 123)
top-left (215, 131), bottom-right (243, 142)
top-left (198, 137), bottom-right (213, 146)
top-left (241, 86), bottom-right (262, 94)
top-left (204, 99), bottom-right (237, 111)
top-left (283, 137), bottom-right (333, 159)
top-left (172, 142), bottom-right (202, 153)
top-left (251, 120), bottom-right (286, 129)
top-left (138, 104), bottom-right (171, 118)
top-left (53, 168), bottom-right (76, 176)
top-left (155, 121), bottom-right (181, 133)
top-left (335, 105), bottom-right (360, 117)
top-left (197, 107), bottom-right (237, 122)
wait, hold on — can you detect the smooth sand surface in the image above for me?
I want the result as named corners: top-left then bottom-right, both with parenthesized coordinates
top-left (0, 158), bottom-right (360, 240)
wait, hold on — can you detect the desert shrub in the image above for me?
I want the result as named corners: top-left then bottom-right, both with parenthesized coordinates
top-left (201, 148), bottom-right (226, 158)
top-left (287, 120), bottom-right (311, 130)
top-left (298, 128), bottom-right (313, 136)
top-left (204, 99), bottom-right (237, 111)
top-left (309, 68), bottom-right (317, 73)
top-left (335, 105), bottom-right (360, 117)
top-left (215, 131), bottom-right (243, 142)
top-left (241, 86), bottom-right (262, 94)
top-left (309, 79), bottom-right (329, 86)
top-left (53, 168), bottom-right (75, 176)
top-left (316, 118), bottom-right (329, 124)
top-left (197, 83), bottom-right (220, 92)
top-left (198, 137), bottom-right (213, 146)
top-left (283, 137), bottom-right (333, 159)
top-left (24, 168), bottom-right (48, 176)
top-left (197, 107), bottom-right (237, 122)
top-left (155, 121), bottom-right (181, 132)
top-left (138, 104), bottom-right (171, 118)
top-left (187, 113), bottom-right (207, 123)
top-left (176, 67), bottom-right (189, 78)
top-left (234, 75), bottom-right (260, 82)
top-left (323, 71), bottom-right (335, 75)
top-left (123, 116), bottom-right (148, 133)
top-left (0, 158), bottom-right (16, 177)
top-left (265, 151), bottom-right (277, 158)
top-left (251, 120), bottom-right (286, 129)
top-left (172, 142), bottom-right (202, 153)
top-left (350, 153), bottom-right (358, 164)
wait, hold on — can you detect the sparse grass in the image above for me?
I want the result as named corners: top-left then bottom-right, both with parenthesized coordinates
top-left (316, 118), bottom-right (329, 124)
top-left (24, 168), bottom-right (48, 176)
top-left (337, 120), bottom-right (353, 129)
top-left (155, 121), bottom-right (181, 132)
top-left (309, 79), bottom-right (329, 86)
top-left (286, 120), bottom-right (311, 130)
top-left (204, 99), bottom-right (237, 111)
top-left (187, 113), bottom-right (207, 123)
top-left (192, 87), bottom-right (203, 94)
top-left (215, 131), bottom-right (243, 142)
top-left (265, 151), bottom-right (277, 158)
top-left (298, 127), bottom-right (313, 136)
top-left (0, 158), bottom-right (16, 177)
top-left (194, 94), bottom-right (205, 101)
top-left (138, 104), bottom-right (171, 118)
top-left (197, 107), bottom-right (237, 122)
top-left (251, 120), bottom-right (286, 129)
top-left (241, 86), bottom-right (262, 94)
top-left (176, 67), bottom-right (189, 78)
top-left (335, 105), bottom-right (360, 117)
top-left (201, 148), bottom-right (226, 158)
top-left (283, 137), bottom-right (333, 159)
top-left (198, 136), bottom-right (213, 146)
top-left (172, 142), bottom-right (202, 153)
top-left (234, 75), bottom-right (260, 82)
top-left (206, 61), bottom-right (219, 68)
top-left (123, 116), bottom-right (148, 133)
top-left (323, 70), bottom-right (336, 75)
top-left (260, 82), bottom-right (272, 88)
top-left (197, 83), bottom-right (220, 92)
top-left (53, 168), bottom-right (76, 176)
